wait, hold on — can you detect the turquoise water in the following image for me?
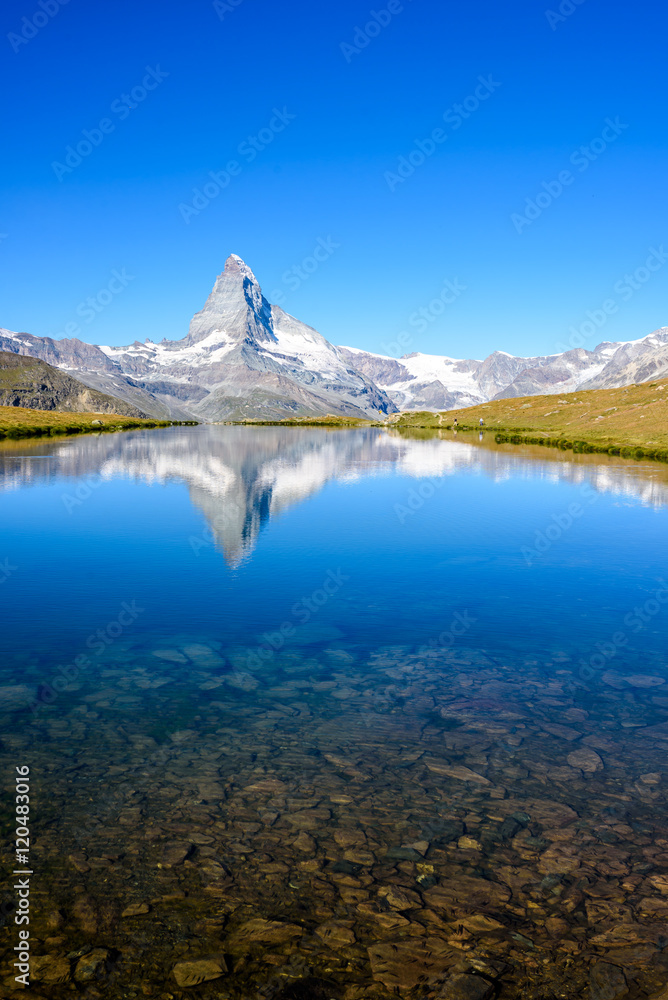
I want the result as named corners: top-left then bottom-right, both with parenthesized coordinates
top-left (1, 425), bottom-right (668, 997)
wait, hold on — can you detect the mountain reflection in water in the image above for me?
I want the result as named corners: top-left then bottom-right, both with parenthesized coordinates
top-left (2, 424), bottom-right (668, 567)
top-left (2, 426), bottom-right (668, 999)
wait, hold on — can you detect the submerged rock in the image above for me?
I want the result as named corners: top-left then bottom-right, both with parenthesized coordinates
top-left (121, 902), bottom-right (150, 917)
top-left (439, 973), bottom-right (495, 1000)
top-left (224, 670), bottom-right (260, 691)
top-left (275, 978), bottom-right (342, 1000)
top-left (152, 649), bottom-right (188, 663)
top-left (589, 962), bottom-right (628, 1000)
top-left (567, 748), bottom-right (604, 772)
top-left (425, 760), bottom-right (491, 784)
top-left (161, 841), bottom-right (193, 867)
top-left (377, 885), bottom-right (422, 911)
top-left (0, 684), bottom-right (35, 709)
top-left (368, 937), bottom-right (457, 990)
top-left (226, 919), bottom-right (303, 949)
top-left (172, 957), bottom-right (227, 987)
top-left (74, 948), bottom-right (110, 982)
top-left (31, 955), bottom-right (71, 984)
top-left (424, 876), bottom-right (511, 911)
top-left (314, 921), bottom-right (356, 949)
top-left (621, 674), bottom-right (665, 688)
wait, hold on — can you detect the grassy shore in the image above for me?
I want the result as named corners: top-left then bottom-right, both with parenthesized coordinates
top-left (227, 415), bottom-right (372, 427)
top-left (0, 406), bottom-right (197, 440)
top-left (394, 379), bottom-right (668, 460)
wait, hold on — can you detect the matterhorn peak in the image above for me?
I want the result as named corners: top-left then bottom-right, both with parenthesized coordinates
top-left (224, 253), bottom-right (258, 284)
top-left (185, 254), bottom-right (272, 346)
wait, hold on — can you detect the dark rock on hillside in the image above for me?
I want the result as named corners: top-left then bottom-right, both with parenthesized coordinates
top-left (0, 351), bottom-right (148, 417)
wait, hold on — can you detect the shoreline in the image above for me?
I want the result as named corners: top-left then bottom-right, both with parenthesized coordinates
top-left (396, 424), bottom-right (668, 462)
top-left (0, 405), bottom-right (198, 441)
top-left (393, 377), bottom-right (668, 462)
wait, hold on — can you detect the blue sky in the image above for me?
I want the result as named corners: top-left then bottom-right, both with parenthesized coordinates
top-left (1, 0), bottom-right (666, 359)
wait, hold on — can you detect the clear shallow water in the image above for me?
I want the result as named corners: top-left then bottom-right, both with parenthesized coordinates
top-left (1, 426), bottom-right (668, 998)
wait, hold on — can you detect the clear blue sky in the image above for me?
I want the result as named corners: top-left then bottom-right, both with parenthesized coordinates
top-left (1, 0), bottom-right (666, 359)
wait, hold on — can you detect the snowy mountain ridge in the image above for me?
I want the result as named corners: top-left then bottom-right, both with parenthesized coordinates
top-left (340, 329), bottom-right (668, 412)
top-left (1, 253), bottom-right (667, 419)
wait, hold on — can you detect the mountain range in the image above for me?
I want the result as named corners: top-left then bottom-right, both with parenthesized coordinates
top-left (1, 253), bottom-right (667, 420)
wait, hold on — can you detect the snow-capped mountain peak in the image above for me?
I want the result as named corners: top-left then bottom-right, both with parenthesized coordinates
top-left (225, 253), bottom-right (258, 282)
top-left (186, 253), bottom-right (275, 348)
top-left (0, 257), bottom-right (395, 421)
top-left (0, 258), bottom-right (666, 421)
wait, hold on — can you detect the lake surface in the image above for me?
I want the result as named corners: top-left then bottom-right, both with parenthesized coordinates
top-left (1, 425), bottom-right (668, 998)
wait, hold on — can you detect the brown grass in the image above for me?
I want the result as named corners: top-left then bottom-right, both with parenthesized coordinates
top-left (0, 405), bottom-right (176, 440)
top-left (394, 379), bottom-right (668, 456)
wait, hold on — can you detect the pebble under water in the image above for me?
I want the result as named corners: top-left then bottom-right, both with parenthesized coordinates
top-left (1, 425), bottom-right (668, 1000)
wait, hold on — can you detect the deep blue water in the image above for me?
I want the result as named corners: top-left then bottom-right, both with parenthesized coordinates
top-left (3, 425), bottom-right (668, 997)
top-left (1, 424), bottom-right (667, 674)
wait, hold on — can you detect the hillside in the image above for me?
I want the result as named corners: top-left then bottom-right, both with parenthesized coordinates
top-left (394, 378), bottom-right (668, 457)
top-left (0, 351), bottom-right (149, 417)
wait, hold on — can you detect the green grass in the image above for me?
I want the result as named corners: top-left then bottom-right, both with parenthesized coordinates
top-left (0, 405), bottom-right (197, 440)
top-left (227, 415), bottom-right (374, 427)
top-left (393, 379), bottom-right (668, 461)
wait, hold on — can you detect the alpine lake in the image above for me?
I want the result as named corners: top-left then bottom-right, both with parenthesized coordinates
top-left (2, 424), bottom-right (668, 1000)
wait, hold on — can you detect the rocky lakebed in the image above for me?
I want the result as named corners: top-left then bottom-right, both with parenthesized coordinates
top-left (2, 634), bottom-right (668, 1000)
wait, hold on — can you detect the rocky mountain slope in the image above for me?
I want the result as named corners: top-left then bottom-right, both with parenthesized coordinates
top-left (0, 256), bottom-right (394, 421)
top-left (0, 351), bottom-right (148, 416)
top-left (1, 254), bottom-right (666, 418)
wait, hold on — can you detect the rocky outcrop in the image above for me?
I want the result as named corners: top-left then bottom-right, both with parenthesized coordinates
top-left (0, 351), bottom-right (148, 416)
top-left (579, 328), bottom-right (668, 390)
